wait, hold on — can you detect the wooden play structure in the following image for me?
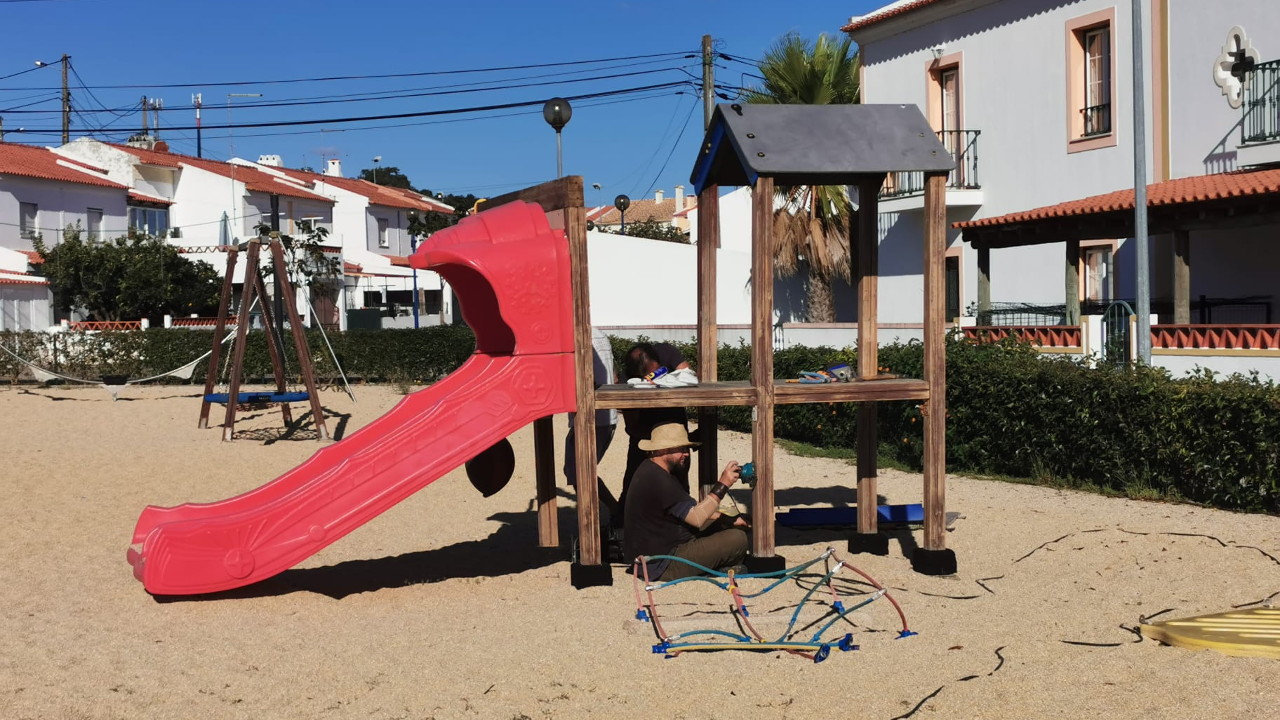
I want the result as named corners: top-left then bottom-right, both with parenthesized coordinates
top-left (497, 103), bottom-right (959, 586)
top-left (197, 233), bottom-right (329, 442)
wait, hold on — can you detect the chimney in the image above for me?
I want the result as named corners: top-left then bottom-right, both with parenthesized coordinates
top-left (675, 185), bottom-right (685, 209)
top-left (325, 158), bottom-right (343, 177)
top-left (258, 154), bottom-right (282, 167)
top-left (654, 189), bottom-right (664, 202)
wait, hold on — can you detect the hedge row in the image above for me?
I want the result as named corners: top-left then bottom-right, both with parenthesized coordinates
top-left (610, 336), bottom-right (1280, 514)
top-left (4, 328), bottom-right (1277, 513)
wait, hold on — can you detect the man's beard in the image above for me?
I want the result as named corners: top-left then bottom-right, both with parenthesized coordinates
top-left (671, 454), bottom-right (691, 487)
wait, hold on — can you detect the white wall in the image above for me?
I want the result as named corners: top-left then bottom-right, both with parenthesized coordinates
top-left (0, 175), bottom-right (128, 250)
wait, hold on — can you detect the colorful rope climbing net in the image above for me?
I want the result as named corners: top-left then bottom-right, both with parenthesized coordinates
top-left (631, 547), bottom-right (915, 662)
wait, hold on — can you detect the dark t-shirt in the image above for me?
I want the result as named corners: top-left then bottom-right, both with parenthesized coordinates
top-left (623, 459), bottom-right (696, 578)
top-left (622, 341), bottom-right (689, 442)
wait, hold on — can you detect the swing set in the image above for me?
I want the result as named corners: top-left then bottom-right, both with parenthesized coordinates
top-left (196, 232), bottom-right (330, 442)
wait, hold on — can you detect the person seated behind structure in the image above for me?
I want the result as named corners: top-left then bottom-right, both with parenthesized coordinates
top-left (617, 342), bottom-right (694, 521)
top-left (623, 423), bottom-right (749, 581)
top-left (564, 327), bottom-right (622, 526)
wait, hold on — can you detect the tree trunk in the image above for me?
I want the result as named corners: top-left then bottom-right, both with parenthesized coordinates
top-left (804, 270), bottom-right (836, 323)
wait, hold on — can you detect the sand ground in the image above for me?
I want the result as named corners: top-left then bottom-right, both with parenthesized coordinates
top-left (1, 383), bottom-right (1277, 720)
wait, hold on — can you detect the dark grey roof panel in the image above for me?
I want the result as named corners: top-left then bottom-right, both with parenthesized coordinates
top-left (690, 103), bottom-right (954, 191)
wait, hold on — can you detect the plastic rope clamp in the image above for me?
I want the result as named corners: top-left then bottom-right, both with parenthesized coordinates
top-left (838, 634), bottom-right (858, 652)
top-left (636, 609), bottom-right (649, 621)
top-left (897, 630), bottom-right (918, 639)
top-left (814, 644), bottom-right (831, 663)
top-left (652, 642), bottom-right (671, 654)
top-left (832, 601), bottom-right (845, 613)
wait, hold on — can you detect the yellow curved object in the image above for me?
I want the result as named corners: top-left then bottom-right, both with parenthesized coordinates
top-left (1140, 608), bottom-right (1280, 659)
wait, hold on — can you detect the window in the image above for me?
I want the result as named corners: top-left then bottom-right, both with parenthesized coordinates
top-left (1082, 245), bottom-right (1115, 302)
top-left (128, 206), bottom-right (170, 237)
top-left (945, 254), bottom-right (961, 322)
top-left (1066, 9), bottom-right (1116, 151)
top-left (19, 202), bottom-right (38, 240)
top-left (377, 218), bottom-right (390, 247)
top-left (86, 208), bottom-right (103, 239)
top-left (1082, 27), bottom-right (1111, 136)
top-left (423, 289), bottom-right (443, 315)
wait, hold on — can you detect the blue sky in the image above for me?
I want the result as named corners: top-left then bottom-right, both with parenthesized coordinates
top-left (1, 0), bottom-right (884, 206)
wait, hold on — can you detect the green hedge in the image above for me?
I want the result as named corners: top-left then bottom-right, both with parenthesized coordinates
top-left (606, 335), bottom-right (1280, 514)
top-left (5, 329), bottom-right (1277, 512)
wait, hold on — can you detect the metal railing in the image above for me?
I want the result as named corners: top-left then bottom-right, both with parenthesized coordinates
top-left (881, 129), bottom-right (980, 199)
top-left (1243, 58), bottom-right (1280, 145)
top-left (1082, 103), bottom-right (1111, 136)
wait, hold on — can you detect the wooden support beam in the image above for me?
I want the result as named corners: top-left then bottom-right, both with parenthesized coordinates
top-left (251, 271), bottom-right (294, 427)
top-left (221, 240), bottom-right (261, 442)
top-left (199, 248), bottom-right (238, 429)
top-left (566, 200), bottom-right (602, 567)
top-left (1173, 229), bottom-right (1191, 325)
top-left (533, 416), bottom-right (558, 547)
top-left (483, 176), bottom-right (582, 215)
top-left (268, 239), bottom-right (329, 441)
top-left (1065, 240), bottom-right (1081, 325)
top-left (855, 175), bottom-right (883, 539)
top-left (922, 173), bottom-right (948, 552)
top-left (750, 176), bottom-right (776, 560)
top-left (697, 184), bottom-right (721, 494)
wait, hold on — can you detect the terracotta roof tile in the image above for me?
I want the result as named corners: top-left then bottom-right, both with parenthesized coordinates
top-left (0, 143), bottom-right (128, 190)
top-left (128, 189), bottom-right (173, 205)
top-left (264, 165), bottom-right (449, 213)
top-left (954, 168), bottom-right (1280, 230)
top-left (0, 271), bottom-right (48, 286)
top-left (593, 197), bottom-right (689, 225)
top-left (108, 144), bottom-right (333, 203)
top-left (18, 250), bottom-right (43, 265)
top-left (841, 0), bottom-right (940, 32)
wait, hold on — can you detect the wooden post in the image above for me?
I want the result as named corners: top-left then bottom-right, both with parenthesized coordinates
top-left (855, 175), bottom-right (883, 543)
top-left (976, 245), bottom-right (991, 323)
top-left (1065, 240), bottom-right (1081, 325)
top-left (268, 238), bottom-right (329, 441)
top-left (750, 176), bottom-right (777, 562)
top-left (221, 240), bottom-right (261, 441)
top-left (533, 416), bottom-right (558, 546)
top-left (922, 172), bottom-right (948, 552)
top-left (697, 184), bottom-right (720, 495)
top-left (251, 272), bottom-right (294, 426)
top-left (566, 201), bottom-right (603, 569)
top-left (1173, 229), bottom-right (1191, 324)
top-left (199, 248), bottom-right (239, 429)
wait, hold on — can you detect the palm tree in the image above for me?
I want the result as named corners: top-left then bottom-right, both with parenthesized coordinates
top-left (743, 32), bottom-right (861, 322)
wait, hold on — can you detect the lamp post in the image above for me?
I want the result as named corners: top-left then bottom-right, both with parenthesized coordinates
top-left (372, 155), bottom-right (382, 185)
top-left (410, 233), bottom-right (420, 329)
top-left (614, 194), bottom-right (631, 234)
top-left (542, 97), bottom-right (572, 178)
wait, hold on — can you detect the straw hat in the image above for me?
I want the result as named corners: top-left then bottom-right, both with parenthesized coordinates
top-left (638, 423), bottom-right (700, 453)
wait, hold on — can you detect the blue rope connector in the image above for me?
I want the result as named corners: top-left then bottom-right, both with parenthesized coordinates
top-left (897, 630), bottom-right (918, 639)
top-left (636, 609), bottom-right (649, 621)
top-left (814, 644), bottom-right (831, 663)
top-left (838, 634), bottom-right (858, 652)
top-left (832, 601), bottom-right (846, 613)
top-left (739, 605), bottom-right (750, 617)
top-left (652, 642), bottom-right (671, 654)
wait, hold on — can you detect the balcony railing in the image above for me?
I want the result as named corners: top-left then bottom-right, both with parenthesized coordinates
top-left (881, 129), bottom-right (980, 199)
top-left (1082, 103), bottom-right (1111, 137)
top-left (1243, 58), bottom-right (1280, 144)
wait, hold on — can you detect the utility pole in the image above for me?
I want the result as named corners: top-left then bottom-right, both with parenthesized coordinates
top-left (193, 93), bottom-right (203, 157)
top-left (140, 96), bottom-right (149, 135)
top-left (270, 194), bottom-right (287, 350)
top-left (0, 117), bottom-right (5, 142)
top-left (60, 54), bottom-right (70, 144)
top-left (702, 35), bottom-right (715, 130)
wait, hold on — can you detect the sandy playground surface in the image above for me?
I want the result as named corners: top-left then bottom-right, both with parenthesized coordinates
top-left (1, 382), bottom-right (1278, 719)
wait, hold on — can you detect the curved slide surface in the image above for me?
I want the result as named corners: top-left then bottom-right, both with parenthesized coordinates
top-left (128, 201), bottom-right (576, 595)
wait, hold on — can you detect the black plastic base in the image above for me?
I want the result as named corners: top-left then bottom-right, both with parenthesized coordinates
top-left (744, 554), bottom-right (787, 574)
top-left (848, 532), bottom-right (890, 556)
top-left (911, 548), bottom-right (958, 576)
top-left (570, 562), bottom-right (613, 588)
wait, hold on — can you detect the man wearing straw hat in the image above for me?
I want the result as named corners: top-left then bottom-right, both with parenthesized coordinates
top-left (623, 423), bottom-right (749, 581)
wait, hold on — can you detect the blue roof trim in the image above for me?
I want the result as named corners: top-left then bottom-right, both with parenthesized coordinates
top-left (691, 121), bottom-right (725, 195)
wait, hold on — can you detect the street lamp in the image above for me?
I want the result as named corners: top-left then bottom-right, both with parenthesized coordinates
top-left (542, 97), bottom-right (572, 178)
top-left (372, 155), bottom-right (382, 185)
top-left (614, 194), bottom-right (631, 234)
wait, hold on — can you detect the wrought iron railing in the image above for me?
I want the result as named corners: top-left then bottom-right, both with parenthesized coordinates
top-left (1082, 103), bottom-right (1111, 136)
top-left (1243, 59), bottom-right (1280, 144)
top-left (881, 129), bottom-right (980, 199)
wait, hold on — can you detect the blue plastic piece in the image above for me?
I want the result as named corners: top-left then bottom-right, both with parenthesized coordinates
top-left (832, 601), bottom-right (845, 613)
top-left (739, 606), bottom-right (750, 617)
top-left (652, 642), bottom-right (671, 654)
top-left (204, 391), bottom-right (310, 405)
top-left (897, 630), bottom-right (918, 639)
top-left (636, 609), bottom-right (649, 621)
top-left (838, 634), bottom-right (858, 652)
top-left (776, 504), bottom-right (925, 527)
top-left (814, 644), bottom-right (831, 663)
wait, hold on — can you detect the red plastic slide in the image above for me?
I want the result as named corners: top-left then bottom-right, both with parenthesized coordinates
top-left (127, 201), bottom-right (576, 595)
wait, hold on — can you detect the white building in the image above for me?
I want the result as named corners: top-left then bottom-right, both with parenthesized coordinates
top-left (847, 0), bottom-right (1280, 378)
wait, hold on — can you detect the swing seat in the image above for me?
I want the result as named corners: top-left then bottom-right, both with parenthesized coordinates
top-left (204, 391), bottom-right (311, 405)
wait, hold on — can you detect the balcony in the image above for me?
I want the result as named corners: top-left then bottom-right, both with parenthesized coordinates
top-left (878, 129), bottom-right (982, 210)
top-left (1238, 59), bottom-right (1280, 168)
